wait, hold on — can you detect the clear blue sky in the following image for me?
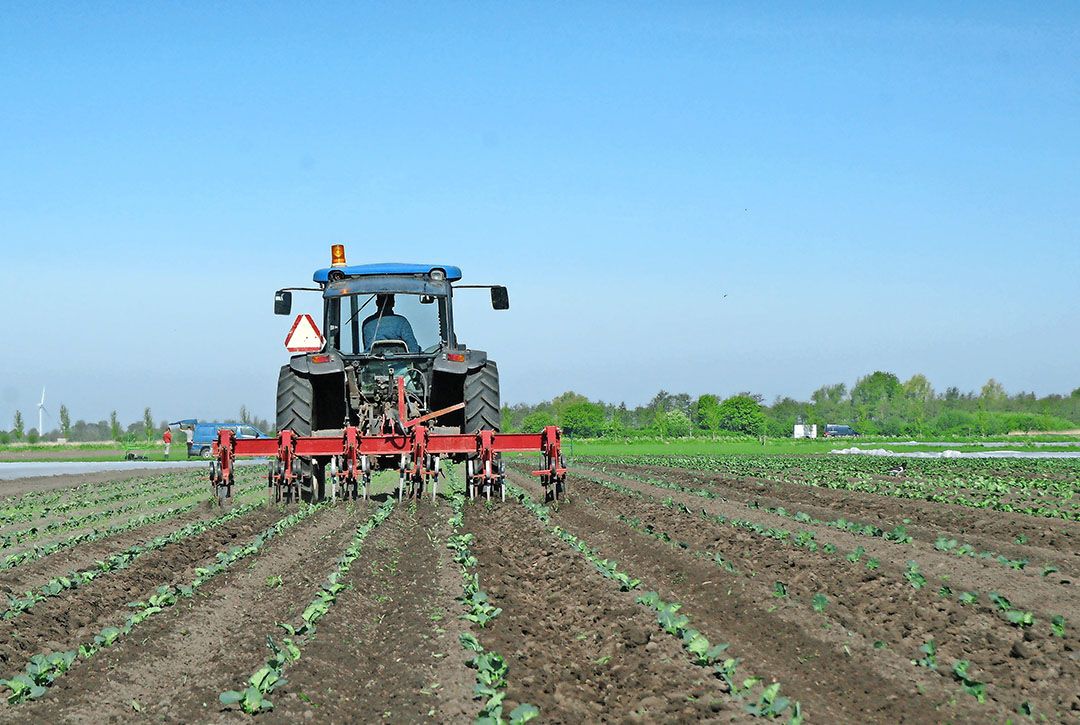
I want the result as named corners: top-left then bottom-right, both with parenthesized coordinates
top-left (1, 2), bottom-right (1077, 428)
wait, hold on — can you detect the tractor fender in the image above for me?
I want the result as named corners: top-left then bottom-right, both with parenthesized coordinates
top-left (433, 349), bottom-right (487, 375)
top-left (288, 351), bottom-right (345, 376)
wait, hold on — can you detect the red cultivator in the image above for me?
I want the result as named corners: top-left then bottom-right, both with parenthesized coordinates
top-left (209, 377), bottom-right (568, 503)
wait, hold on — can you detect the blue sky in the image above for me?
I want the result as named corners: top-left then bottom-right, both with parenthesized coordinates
top-left (1, 2), bottom-right (1077, 428)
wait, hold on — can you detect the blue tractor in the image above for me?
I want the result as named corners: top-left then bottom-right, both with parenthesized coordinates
top-left (271, 246), bottom-right (510, 501)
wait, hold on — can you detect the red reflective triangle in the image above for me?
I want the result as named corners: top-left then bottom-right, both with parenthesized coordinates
top-left (284, 314), bottom-right (325, 352)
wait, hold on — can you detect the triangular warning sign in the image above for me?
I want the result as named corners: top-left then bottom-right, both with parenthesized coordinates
top-left (284, 314), bottom-right (325, 352)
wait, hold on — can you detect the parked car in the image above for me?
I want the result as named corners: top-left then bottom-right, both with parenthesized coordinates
top-left (824, 424), bottom-right (858, 437)
top-left (169, 419), bottom-right (269, 459)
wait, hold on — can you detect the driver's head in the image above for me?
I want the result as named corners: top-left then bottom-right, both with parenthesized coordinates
top-left (376, 294), bottom-right (395, 312)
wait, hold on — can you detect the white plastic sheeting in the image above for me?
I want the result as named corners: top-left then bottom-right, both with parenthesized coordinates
top-left (829, 447), bottom-right (1080, 459)
top-left (0, 460), bottom-right (261, 481)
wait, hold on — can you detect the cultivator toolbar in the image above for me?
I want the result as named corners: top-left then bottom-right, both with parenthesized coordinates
top-left (209, 379), bottom-right (568, 504)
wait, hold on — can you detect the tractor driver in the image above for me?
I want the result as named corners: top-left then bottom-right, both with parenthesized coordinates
top-left (362, 294), bottom-right (419, 353)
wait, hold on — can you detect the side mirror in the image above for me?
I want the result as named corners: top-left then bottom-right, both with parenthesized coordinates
top-left (491, 286), bottom-right (509, 310)
top-left (274, 290), bottom-right (292, 315)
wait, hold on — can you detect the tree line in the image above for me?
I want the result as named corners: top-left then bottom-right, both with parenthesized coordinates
top-left (0, 405), bottom-right (272, 445)
top-left (499, 372), bottom-right (1080, 438)
top-left (4, 372), bottom-right (1076, 444)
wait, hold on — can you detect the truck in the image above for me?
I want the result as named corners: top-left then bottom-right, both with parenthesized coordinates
top-left (170, 420), bottom-right (269, 459)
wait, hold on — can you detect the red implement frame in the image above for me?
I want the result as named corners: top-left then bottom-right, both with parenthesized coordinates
top-left (209, 377), bottom-right (567, 502)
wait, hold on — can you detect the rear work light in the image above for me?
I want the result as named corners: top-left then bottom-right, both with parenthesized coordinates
top-left (310, 355), bottom-right (331, 364)
top-left (447, 353), bottom-right (465, 362)
top-left (330, 244), bottom-right (347, 267)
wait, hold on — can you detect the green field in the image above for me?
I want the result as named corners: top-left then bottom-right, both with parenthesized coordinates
top-left (564, 436), bottom-right (1080, 458)
top-left (4, 434), bottom-right (1080, 463)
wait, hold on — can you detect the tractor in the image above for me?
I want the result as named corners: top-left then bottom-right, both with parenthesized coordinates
top-left (209, 245), bottom-right (567, 503)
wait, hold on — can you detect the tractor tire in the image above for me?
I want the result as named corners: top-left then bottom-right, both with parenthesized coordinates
top-left (277, 365), bottom-right (313, 436)
top-left (464, 361), bottom-right (500, 433)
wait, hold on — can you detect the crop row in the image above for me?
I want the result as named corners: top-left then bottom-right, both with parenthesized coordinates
top-left (1, 501), bottom-right (326, 704)
top-left (581, 477), bottom-right (1076, 715)
top-left (448, 475), bottom-right (538, 725)
top-left (586, 474), bottom-right (1068, 641)
top-left (584, 467), bottom-right (1042, 576)
top-left (0, 471), bottom-right (216, 526)
top-left (220, 498), bottom-right (396, 714)
top-left (0, 481), bottom-right (224, 551)
top-left (2, 498), bottom-right (266, 620)
top-left (585, 456), bottom-right (1079, 520)
top-left (1, 477), bottom-right (263, 572)
top-left (507, 481), bottom-right (802, 722)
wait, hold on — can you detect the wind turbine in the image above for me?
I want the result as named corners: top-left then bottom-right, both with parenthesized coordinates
top-left (38, 387), bottom-right (49, 436)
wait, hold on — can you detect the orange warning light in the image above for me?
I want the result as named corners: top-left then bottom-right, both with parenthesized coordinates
top-left (330, 244), bottom-right (347, 267)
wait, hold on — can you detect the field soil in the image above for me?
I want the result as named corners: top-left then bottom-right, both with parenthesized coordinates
top-left (0, 458), bottom-right (1076, 723)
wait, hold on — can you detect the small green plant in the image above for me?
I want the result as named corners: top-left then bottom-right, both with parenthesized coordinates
top-left (811, 593), bottom-right (828, 612)
top-left (1051, 615), bottom-right (1066, 638)
top-left (772, 582), bottom-right (788, 599)
top-left (951, 660), bottom-right (987, 703)
top-left (912, 640), bottom-right (936, 669)
top-left (265, 575), bottom-right (283, 588)
top-left (1005, 610), bottom-right (1034, 628)
top-left (904, 562), bottom-right (927, 590)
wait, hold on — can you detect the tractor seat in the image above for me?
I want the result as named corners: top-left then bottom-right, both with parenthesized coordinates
top-left (368, 339), bottom-right (410, 356)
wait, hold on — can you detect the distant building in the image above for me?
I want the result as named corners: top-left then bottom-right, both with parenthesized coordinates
top-left (793, 424), bottom-right (817, 439)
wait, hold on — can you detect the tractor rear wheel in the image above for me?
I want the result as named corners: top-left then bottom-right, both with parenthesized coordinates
top-left (277, 365), bottom-right (313, 435)
top-left (464, 361), bottom-right (500, 433)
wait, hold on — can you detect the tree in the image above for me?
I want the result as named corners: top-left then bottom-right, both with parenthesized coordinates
top-left (648, 390), bottom-right (673, 413)
top-left (810, 383), bottom-right (847, 424)
top-left (12, 411), bottom-right (24, 440)
top-left (59, 404), bottom-right (71, 438)
top-left (27, 428), bottom-right (39, 444)
top-left (902, 374), bottom-right (934, 403)
top-left (521, 410), bottom-right (556, 433)
top-left (901, 374), bottom-right (935, 434)
top-left (979, 378), bottom-right (1007, 407)
top-left (109, 411), bottom-right (121, 442)
top-left (559, 401), bottom-right (605, 437)
top-left (851, 371), bottom-right (901, 427)
top-left (657, 409), bottom-right (692, 437)
top-left (695, 394), bottom-right (722, 431)
top-left (717, 395), bottom-right (765, 435)
top-left (143, 407), bottom-right (154, 442)
top-left (239, 405), bottom-right (251, 424)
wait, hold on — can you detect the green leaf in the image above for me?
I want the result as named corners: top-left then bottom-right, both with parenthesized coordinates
top-left (1051, 615), bottom-right (1066, 638)
top-left (509, 703), bottom-right (540, 723)
top-left (459, 632), bottom-right (483, 653)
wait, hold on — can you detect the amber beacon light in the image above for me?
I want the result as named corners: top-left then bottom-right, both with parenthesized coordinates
top-left (330, 244), bottom-right (347, 267)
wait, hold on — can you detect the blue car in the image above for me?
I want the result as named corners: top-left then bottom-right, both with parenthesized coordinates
top-left (170, 419), bottom-right (270, 459)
